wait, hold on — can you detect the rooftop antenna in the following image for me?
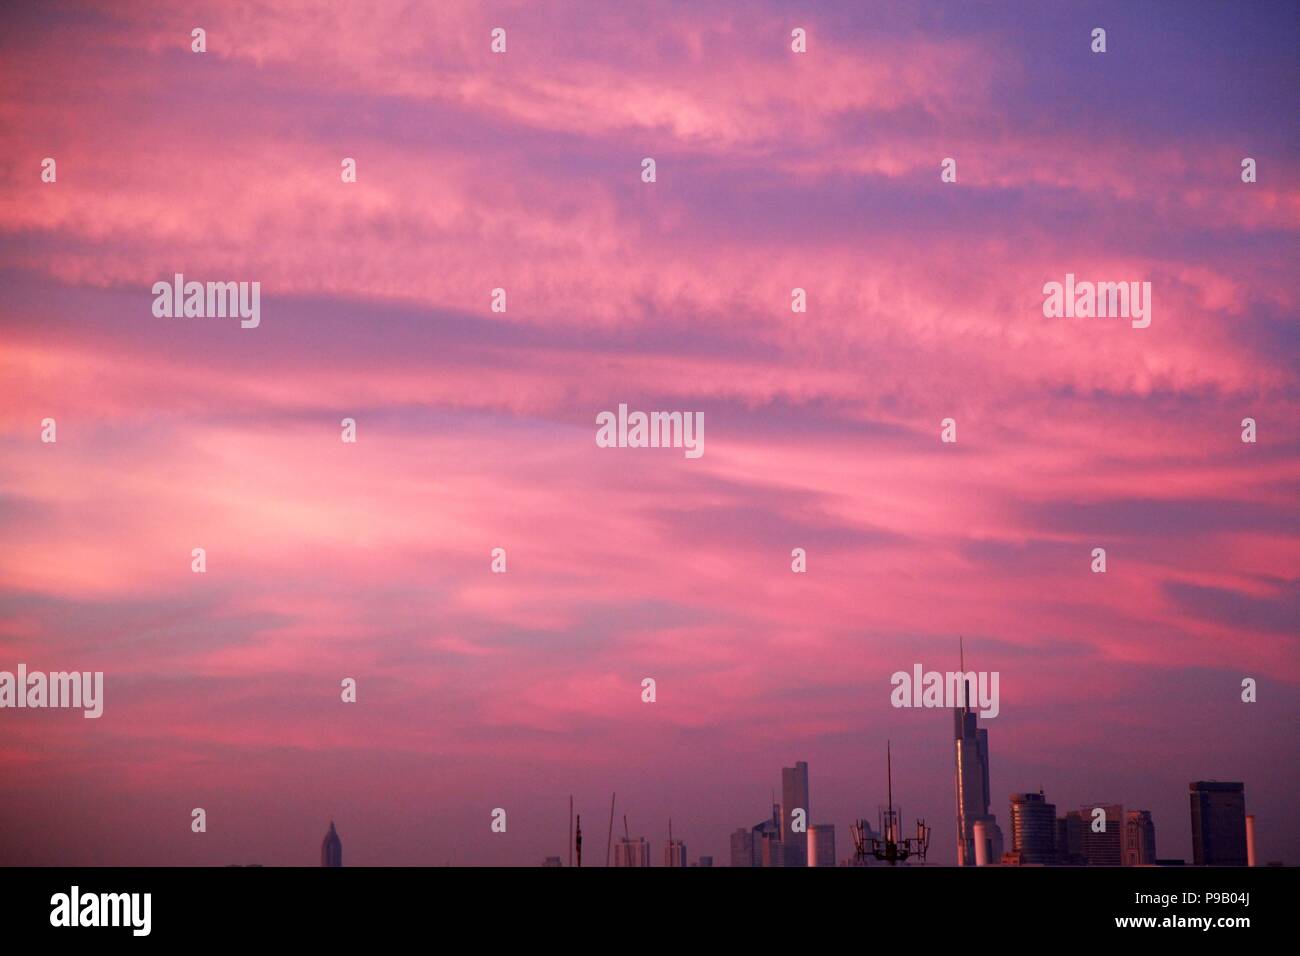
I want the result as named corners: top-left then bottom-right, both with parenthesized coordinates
top-left (575, 815), bottom-right (582, 868)
top-left (887, 740), bottom-right (893, 828)
top-left (851, 740), bottom-right (930, 866)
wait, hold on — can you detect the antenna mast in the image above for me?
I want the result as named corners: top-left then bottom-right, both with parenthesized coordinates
top-left (606, 793), bottom-right (616, 867)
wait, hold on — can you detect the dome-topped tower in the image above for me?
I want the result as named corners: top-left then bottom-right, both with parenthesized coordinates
top-left (321, 821), bottom-right (342, 867)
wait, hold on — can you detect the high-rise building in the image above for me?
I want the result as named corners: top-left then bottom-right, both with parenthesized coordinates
top-left (749, 803), bottom-right (786, 867)
top-left (663, 839), bottom-right (687, 868)
top-left (954, 669), bottom-right (999, 866)
top-left (1057, 811), bottom-right (1087, 865)
top-left (730, 828), bottom-right (756, 867)
top-left (781, 761), bottom-right (810, 867)
top-left (1123, 810), bottom-right (1157, 866)
top-left (541, 856), bottom-right (563, 867)
top-left (1080, 804), bottom-right (1124, 866)
top-left (1009, 791), bottom-right (1057, 864)
top-left (1190, 782), bottom-right (1247, 866)
top-left (757, 831), bottom-right (786, 867)
top-left (808, 824), bottom-right (836, 867)
top-left (613, 837), bottom-right (651, 867)
top-left (321, 821), bottom-right (342, 867)
top-left (696, 856), bottom-right (713, 868)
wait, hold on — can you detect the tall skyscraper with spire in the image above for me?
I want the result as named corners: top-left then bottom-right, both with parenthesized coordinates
top-left (321, 821), bottom-right (342, 867)
top-left (954, 641), bottom-right (1001, 865)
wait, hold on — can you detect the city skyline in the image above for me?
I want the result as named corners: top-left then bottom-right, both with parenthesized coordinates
top-left (308, 698), bottom-right (1268, 867)
top-left (303, 777), bottom-right (1267, 868)
top-left (1, 1), bottom-right (1296, 870)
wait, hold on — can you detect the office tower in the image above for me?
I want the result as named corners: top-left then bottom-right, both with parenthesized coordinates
top-left (697, 856), bottom-right (713, 868)
top-left (1189, 782), bottom-right (1247, 866)
top-left (808, 824), bottom-right (836, 867)
top-left (1080, 804), bottom-right (1124, 865)
top-left (613, 836), bottom-right (651, 867)
top-left (1009, 791), bottom-right (1057, 864)
top-left (746, 803), bottom-right (786, 867)
top-left (663, 839), bottom-right (687, 868)
top-left (1057, 812), bottom-right (1087, 865)
top-left (321, 821), bottom-right (342, 867)
top-left (953, 668), bottom-right (999, 866)
top-left (757, 831), bottom-right (786, 867)
top-left (1246, 816), bottom-right (1257, 867)
top-left (730, 828), bottom-right (756, 867)
top-left (541, 856), bottom-right (563, 867)
top-left (781, 761), bottom-right (810, 867)
top-left (1122, 810), bottom-right (1157, 866)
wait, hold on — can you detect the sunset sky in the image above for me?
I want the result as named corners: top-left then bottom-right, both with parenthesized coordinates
top-left (1, 0), bottom-right (1297, 867)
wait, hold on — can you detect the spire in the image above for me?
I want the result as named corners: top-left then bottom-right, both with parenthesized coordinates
top-left (959, 636), bottom-right (971, 714)
top-left (321, 819), bottom-right (343, 867)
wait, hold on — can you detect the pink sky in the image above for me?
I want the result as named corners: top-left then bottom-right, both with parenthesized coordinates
top-left (1, 1), bottom-right (1297, 866)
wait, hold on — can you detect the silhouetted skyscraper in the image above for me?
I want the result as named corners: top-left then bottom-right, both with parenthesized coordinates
top-left (321, 821), bottom-right (342, 867)
top-left (954, 666), bottom-right (999, 866)
top-left (756, 831), bottom-right (786, 867)
top-left (1009, 791), bottom-right (1057, 864)
top-left (781, 761), bottom-right (810, 867)
top-left (1190, 782), bottom-right (1247, 866)
top-left (730, 828), bottom-right (756, 867)
top-left (1057, 811), bottom-right (1087, 865)
top-left (1123, 810), bottom-right (1157, 866)
top-left (744, 803), bottom-right (786, 867)
top-left (663, 839), bottom-right (686, 867)
top-left (1081, 804), bottom-right (1124, 865)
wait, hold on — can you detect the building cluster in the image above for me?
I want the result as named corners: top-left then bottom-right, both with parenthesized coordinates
top-left (315, 687), bottom-right (1263, 867)
top-left (1004, 792), bottom-right (1159, 866)
top-left (716, 675), bottom-right (1259, 868)
top-left (952, 679), bottom-right (1255, 867)
top-left (728, 761), bottom-right (841, 867)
